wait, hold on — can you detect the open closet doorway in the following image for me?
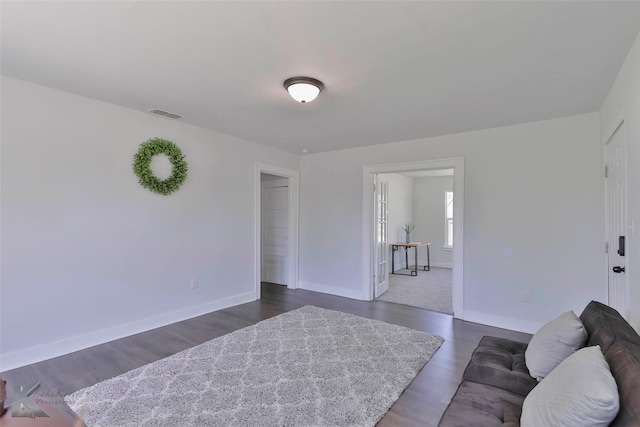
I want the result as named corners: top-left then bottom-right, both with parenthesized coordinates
top-left (255, 163), bottom-right (299, 300)
top-left (261, 174), bottom-right (289, 286)
top-left (362, 158), bottom-right (464, 319)
top-left (375, 169), bottom-right (454, 314)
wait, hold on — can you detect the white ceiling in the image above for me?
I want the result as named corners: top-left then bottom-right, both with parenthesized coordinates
top-left (2, 1), bottom-right (640, 154)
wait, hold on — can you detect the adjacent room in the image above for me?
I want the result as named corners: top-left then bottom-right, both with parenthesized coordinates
top-left (1, 1), bottom-right (640, 426)
top-left (375, 170), bottom-right (454, 315)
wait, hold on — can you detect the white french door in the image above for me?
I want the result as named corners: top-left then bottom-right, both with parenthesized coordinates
top-left (605, 121), bottom-right (628, 316)
top-left (374, 176), bottom-right (389, 297)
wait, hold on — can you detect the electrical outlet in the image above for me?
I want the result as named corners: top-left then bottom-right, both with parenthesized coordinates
top-left (190, 277), bottom-right (199, 289)
top-left (521, 290), bottom-right (531, 302)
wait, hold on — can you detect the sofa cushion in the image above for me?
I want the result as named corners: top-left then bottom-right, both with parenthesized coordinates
top-left (521, 345), bottom-right (619, 427)
top-left (438, 381), bottom-right (524, 427)
top-left (462, 336), bottom-right (537, 395)
top-left (606, 341), bottom-right (640, 427)
top-left (580, 300), bottom-right (640, 353)
top-left (524, 310), bottom-right (587, 380)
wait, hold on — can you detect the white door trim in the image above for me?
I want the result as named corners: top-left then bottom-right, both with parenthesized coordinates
top-left (362, 158), bottom-right (465, 318)
top-left (255, 163), bottom-right (299, 300)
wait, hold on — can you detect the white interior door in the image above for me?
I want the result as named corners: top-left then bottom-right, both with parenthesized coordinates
top-left (605, 121), bottom-right (628, 316)
top-left (374, 176), bottom-right (389, 297)
top-left (262, 178), bottom-right (288, 285)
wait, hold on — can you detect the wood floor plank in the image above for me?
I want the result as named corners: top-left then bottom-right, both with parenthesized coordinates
top-left (1, 283), bottom-right (532, 426)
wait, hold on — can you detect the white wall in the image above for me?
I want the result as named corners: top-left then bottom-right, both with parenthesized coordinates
top-left (413, 176), bottom-right (454, 268)
top-left (0, 76), bottom-right (299, 370)
top-left (600, 33), bottom-right (640, 332)
top-left (299, 113), bottom-right (605, 333)
top-left (380, 173), bottom-right (413, 268)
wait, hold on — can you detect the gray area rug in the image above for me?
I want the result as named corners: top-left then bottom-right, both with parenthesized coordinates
top-left (65, 305), bottom-right (444, 427)
top-left (377, 267), bottom-right (453, 314)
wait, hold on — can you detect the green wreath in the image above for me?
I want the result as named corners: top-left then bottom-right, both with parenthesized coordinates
top-left (133, 138), bottom-right (188, 195)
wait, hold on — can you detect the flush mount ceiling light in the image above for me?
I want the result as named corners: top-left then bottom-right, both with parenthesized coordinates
top-left (283, 77), bottom-right (324, 103)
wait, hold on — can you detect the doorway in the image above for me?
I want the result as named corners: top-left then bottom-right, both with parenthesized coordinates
top-left (254, 163), bottom-right (299, 300)
top-left (604, 118), bottom-right (628, 317)
top-left (375, 169), bottom-right (454, 314)
top-left (362, 158), bottom-right (465, 318)
top-left (261, 174), bottom-right (289, 286)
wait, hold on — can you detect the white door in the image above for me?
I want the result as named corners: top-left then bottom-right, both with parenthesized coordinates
top-left (374, 176), bottom-right (389, 297)
top-left (605, 121), bottom-right (628, 316)
top-left (262, 179), bottom-right (288, 285)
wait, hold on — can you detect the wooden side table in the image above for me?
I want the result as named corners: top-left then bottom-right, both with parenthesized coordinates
top-left (390, 242), bottom-right (431, 276)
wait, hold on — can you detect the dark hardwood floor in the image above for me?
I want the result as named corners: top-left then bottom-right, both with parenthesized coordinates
top-left (1, 283), bottom-right (532, 426)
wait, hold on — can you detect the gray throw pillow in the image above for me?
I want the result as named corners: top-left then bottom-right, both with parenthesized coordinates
top-left (525, 310), bottom-right (587, 380)
top-left (521, 345), bottom-right (619, 427)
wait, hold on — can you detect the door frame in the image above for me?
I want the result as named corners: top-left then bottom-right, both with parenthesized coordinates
top-left (362, 157), bottom-right (465, 318)
top-left (261, 177), bottom-right (289, 286)
top-left (255, 162), bottom-right (299, 299)
top-left (602, 110), bottom-right (628, 312)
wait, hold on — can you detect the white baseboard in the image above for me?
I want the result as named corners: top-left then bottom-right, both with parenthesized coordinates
top-left (464, 310), bottom-right (543, 335)
top-left (298, 281), bottom-right (366, 300)
top-left (0, 292), bottom-right (256, 372)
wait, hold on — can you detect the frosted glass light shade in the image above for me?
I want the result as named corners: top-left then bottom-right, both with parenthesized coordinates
top-left (287, 83), bottom-right (320, 103)
top-left (284, 77), bottom-right (324, 103)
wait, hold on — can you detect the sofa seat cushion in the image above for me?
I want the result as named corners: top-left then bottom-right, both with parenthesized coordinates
top-left (438, 381), bottom-right (525, 427)
top-left (580, 301), bottom-right (640, 352)
top-left (462, 336), bottom-right (537, 396)
top-left (606, 341), bottom-right (640, 427)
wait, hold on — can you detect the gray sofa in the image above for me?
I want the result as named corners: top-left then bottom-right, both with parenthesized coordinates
top-left (438, 301), bottom-right (640, 426)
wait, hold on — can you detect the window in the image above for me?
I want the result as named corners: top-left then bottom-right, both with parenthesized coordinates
top-left (445, 191), bottom-right (453, 247)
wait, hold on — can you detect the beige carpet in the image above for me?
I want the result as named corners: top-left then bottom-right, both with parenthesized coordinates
top-left (376, 267), bottom-right (453, 314)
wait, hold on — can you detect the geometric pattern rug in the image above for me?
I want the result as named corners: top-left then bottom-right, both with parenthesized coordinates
top-left (65, 305), bottom-right (444, 427)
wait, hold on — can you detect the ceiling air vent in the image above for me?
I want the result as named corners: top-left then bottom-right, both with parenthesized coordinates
top-left (147, 108), bottom-right (183, 119)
